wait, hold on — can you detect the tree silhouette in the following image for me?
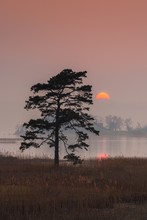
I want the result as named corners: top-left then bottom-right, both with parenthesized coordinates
top-left (124, 118), bottom-right (133, 131)
top-left (105, 115), bottom-right (123, 131)
top-left (20, 69), bottom-right (99, 166)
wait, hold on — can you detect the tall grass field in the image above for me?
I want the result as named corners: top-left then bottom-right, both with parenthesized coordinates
top-left (0, 155), bottom-right (147, 219)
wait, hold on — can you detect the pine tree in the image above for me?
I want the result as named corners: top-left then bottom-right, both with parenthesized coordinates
top-left (20, 69), bottom-right (99, 166)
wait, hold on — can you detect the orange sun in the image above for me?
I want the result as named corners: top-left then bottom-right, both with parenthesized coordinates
top-left (96, 92), bottom-right (110, 100)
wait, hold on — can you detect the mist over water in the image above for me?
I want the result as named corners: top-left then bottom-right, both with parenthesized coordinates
top-left (1, 135), bottom-right (147, 159)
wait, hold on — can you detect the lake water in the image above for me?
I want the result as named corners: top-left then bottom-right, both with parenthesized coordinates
top-left (1, 135), bottom-right (147, 159)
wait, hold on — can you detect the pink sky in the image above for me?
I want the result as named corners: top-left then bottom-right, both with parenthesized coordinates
top-left (0, 0), bottom-right (147, 133)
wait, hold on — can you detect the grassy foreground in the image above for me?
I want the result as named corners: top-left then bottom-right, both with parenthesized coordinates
top-left (0, 156), bottom-right (147, 220)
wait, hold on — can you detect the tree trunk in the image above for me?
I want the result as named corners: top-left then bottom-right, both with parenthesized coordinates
top-left (54, 101), bottom-right (60, 167)
top-left (54, 126), bottom-right (59, 167)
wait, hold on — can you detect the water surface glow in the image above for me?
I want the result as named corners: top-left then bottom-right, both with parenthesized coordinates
top-left (1, 135), bottom-right (147, 160)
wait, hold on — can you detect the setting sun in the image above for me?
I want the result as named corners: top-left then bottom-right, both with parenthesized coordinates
top-left (96, 92), bottom-right (110, 100)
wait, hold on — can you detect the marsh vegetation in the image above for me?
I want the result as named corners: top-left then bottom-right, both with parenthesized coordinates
top-left (0, 156), bottom-right (147, 219)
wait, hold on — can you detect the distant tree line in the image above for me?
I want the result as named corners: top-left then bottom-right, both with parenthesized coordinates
top-left (94, 115), bottom-right (133, 131)
top-left (94, 115), bottom-right (146, 135)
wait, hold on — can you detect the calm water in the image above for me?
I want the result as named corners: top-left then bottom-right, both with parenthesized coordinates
top-left (1, 135), bottom-right (147, 159)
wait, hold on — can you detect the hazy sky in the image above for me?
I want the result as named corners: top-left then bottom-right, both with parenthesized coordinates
top-left (0, 0), bottom-right (147, 134)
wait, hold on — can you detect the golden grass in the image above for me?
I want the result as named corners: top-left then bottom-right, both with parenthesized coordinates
top-left (0, 156), bottom-right (147, 219)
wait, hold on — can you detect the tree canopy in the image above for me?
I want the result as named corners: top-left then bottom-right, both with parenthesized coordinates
top-left (20, 69), bottom-right (99, 166)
